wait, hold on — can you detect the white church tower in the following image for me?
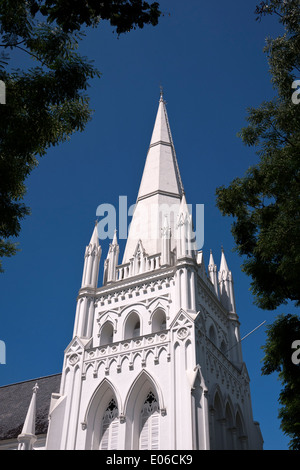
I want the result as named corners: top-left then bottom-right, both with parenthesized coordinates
top-left (45, 92), bottom-right (263, 450)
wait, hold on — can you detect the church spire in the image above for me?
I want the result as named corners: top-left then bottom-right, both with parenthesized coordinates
top-left (218, 247), bottom-right (236, 313)
top-left (81, 221), bottom-right (102, 289)
top-left (18, 383), bottom-right (38, 450)
top-left (219, 246), bottom-right (229, 273)
top-left (176, 193), bottom-right (195, 259)
top-left (208, 249), bottom-right (219, 298)
top-left (137, 90), bottom-right (184, 201)
top-left (122, 92), bottom-right (185, 263)
top-left (103, 229), bottom-right (120, 284)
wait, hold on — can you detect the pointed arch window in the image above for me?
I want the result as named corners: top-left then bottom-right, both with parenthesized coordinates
top-left (208, 324), bottom-right (217, 345)
top-left (236, 411), bottom-right (247, 450)
top-left (151, 309), bottom-right (167, 333)
top-left (99, 399), bottom-right (119, 450)
top-left (100, 321), bottom-right (114, 346)
top-left (139, 391), bottom-right (159, 450)
top-left (211, 392), bottom-right (224, 450)
top-left (124, 312), bottom-right (141, 340)
top-left (225, 403), bottom-right (234, 450)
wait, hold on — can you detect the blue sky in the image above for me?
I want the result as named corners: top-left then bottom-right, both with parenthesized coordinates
top-left (0, 0), bottom-right (294, 450)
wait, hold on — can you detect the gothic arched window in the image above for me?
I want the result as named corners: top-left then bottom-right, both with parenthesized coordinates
top-left (208, 324), bottom-right (217, 345)
top-left (151, 309), bottom-right (167, 333)
top-left (139, 391), bottom-right (159, 450)
top-left (124, 312), bottom-right (141, 340)
top-left (99, 399), bottom-right (119, 450)
top-left (211, 392), bottom-right (224, 450)
top-left (236, 411), bottom-right (247, 450)
top-left (100, 321), bottom-right (114, 346)
top-left (225, 403), bottom-right (234, 450)
top-left (220, 340), bottom-right (227, 355)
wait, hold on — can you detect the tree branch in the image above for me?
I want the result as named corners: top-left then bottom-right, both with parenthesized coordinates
top-left (0, 39), bottom-right (26, 47)
top-left (269, 118), bottom-right (296, 148)
top-left (15, 44), bottom-right (45, 65)
top-left (0, 42), bottom-right (46, 66)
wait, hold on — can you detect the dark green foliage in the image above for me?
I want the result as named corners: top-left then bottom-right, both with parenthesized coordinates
top-left (262, 314), bottom-right (300, 450)
top-left (38, 0), bottom-right (161, 34)
top-left (216, 1), bottom-right (300, 449)
top-left (216, 1), bottom-right (300, 311)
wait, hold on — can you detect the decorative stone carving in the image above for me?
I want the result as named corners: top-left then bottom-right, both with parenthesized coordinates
top-left (69, 353), bottom-right (79, 366)
top-left (177, 327), bottom-right (189, 340)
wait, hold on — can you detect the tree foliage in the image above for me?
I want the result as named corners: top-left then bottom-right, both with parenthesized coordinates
top-left (216, 0), bottom-right (300, 311)
top-left (0, 0), bottom-right (161, 271)
top-left (262, 314), bottom-right (300, 450)
top-left (37, 0), bottom-right (161, 34)
top-left (216, 0), bottom-right (300, 449)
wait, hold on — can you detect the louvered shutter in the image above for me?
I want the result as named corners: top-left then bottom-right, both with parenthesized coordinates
top-left (100, 399), bottom-right (119, 450)
top-left (139, 392), bottom-right (159, 450)
top-left (140, 413), bottom-right (149, 450)
top-left (110, 418), bottom-right (119, 449)
top-left (100, 421), bottom-right (110, 450)
top-left (151, 410), bottom-right (159, 449)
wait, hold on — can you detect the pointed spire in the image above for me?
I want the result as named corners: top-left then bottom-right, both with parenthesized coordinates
top-left (176, 193), bottom-right (196, 259)
top-left (137, 91), bottom-right (184, 202)
top-left (218, 247), bottom-right (236, 313)
top-left (209, 249), bottom-right (215, 267)
top-left (89, 219), bottom-right (100, 247)
top-left (111, 228), bottom-right (118, 246)
top-left (219, 246), bottom-right (229, 273)
top-left (177, 193), bottom-right (189, 222)
top-left (208, 249), bottom-right (219, 298)
top-left (81, 221), bottom-right (102, 288)
top-left (149, 91), bottom-right (171, 147)
top-left (104, 229), bottom-right (120, 284)
top-left (122, 92), bottom-right (185, 263)
top-left (18, 383), bottom-right (38, 450)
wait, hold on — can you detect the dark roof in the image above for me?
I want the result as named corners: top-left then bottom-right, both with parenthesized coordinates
top-left (0, 373), bottom-right (61, 440)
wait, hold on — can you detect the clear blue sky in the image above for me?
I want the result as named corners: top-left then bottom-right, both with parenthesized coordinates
top-left (0, 0), bottom-right (294, 450)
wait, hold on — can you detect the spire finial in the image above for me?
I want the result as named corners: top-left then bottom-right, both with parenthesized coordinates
top-left (112, 228), bottom-right (118, 244)
top-left (159, 85), bottom-right (164, 102)
top-left (220, 245), bottom-right (229, 272)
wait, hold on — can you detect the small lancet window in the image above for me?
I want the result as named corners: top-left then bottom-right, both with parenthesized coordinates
top-left (99, 399), bottom-right (119, 450)
top-left (124, 312), bottom-right (141, 340)
top-left (151, 309), bottom-right (167, 333)
top-left (220, 340), bottom-right (227, 355)
top-left (209, 325), bottom-right (217, 345)
top-left (100, 321), bottom-right (114, 346)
